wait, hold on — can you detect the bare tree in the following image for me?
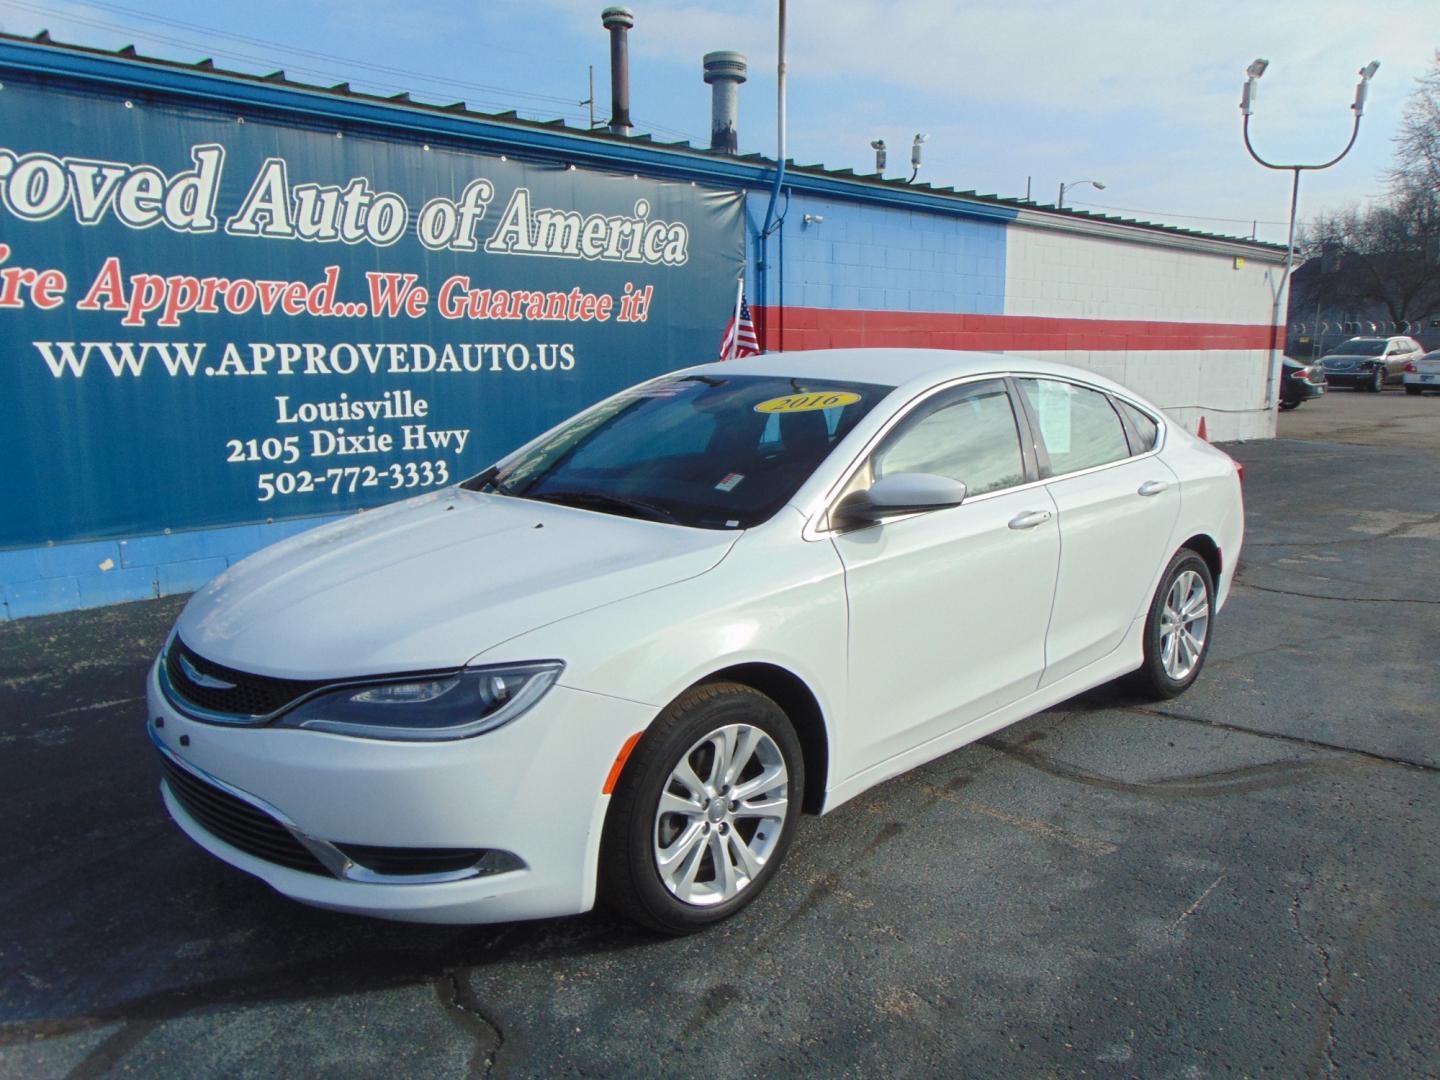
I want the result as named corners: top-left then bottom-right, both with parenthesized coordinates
top-left (1297, 53), bottom-right (1440, 331)
top-left (1392, 49), bottom-right (1440, 196)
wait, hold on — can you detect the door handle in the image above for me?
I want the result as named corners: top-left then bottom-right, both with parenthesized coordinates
top-left (1008, 510), bottom-right (1053, 530)
top-left (1137, 480), bottom-right (1170, 497)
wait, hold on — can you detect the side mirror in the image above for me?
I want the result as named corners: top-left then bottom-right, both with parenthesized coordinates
top-left (832, 472), bottom-right (968, 531)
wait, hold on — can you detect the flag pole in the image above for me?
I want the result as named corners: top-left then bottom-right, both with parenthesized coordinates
top-left (731, 277), bottom-right (744, 359)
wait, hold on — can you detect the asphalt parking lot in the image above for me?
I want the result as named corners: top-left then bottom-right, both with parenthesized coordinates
top-left (1279, 379), bottom-right (1440, 450)
top-left (2, 399), bottom-right (1437, 1078)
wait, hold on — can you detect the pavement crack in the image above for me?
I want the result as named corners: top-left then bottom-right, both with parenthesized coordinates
top-left (1234, 581), bottom-right (1440, 606)
top-left (438, 968), bottom-right (505, 1078)
top-left (1245, 510), bottom-right (1440, 548)
top-left (1131, 706), bottom-right (1440, 774)
top-left (1289, 873), bottom-right (1341, 1076)
top-left (1171, 871), bottom-right (1226, 930)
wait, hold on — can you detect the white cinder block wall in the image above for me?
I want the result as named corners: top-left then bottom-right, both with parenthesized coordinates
top-left (1003, 216), bottom-right (1285, 441)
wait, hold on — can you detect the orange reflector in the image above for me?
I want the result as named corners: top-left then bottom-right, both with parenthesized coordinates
top-left (602, 731), bottom-right (645, 795)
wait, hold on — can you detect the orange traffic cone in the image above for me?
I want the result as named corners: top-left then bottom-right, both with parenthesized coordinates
top-left (1196, 416), bottom-right (1209, 441)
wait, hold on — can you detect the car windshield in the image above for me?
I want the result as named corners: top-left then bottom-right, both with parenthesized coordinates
top-left (466, 373), bottom-right (891, 529)
top-left (1336, 339), bottom-right (1387, 356)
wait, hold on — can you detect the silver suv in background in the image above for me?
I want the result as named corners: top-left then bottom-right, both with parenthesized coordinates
top-left (1318, 336), bottom-right (1425, 392)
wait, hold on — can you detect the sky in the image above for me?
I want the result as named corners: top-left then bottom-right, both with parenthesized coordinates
top-left (1, 0), bottom-right (1435, 245)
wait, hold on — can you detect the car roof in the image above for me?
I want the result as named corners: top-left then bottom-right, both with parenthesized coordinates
top-left (678, 348), bottom-right (1149, 403)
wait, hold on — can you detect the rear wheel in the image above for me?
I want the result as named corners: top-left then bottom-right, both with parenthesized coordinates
top-left (1405, 384), bottom-right (1422, 396)
top-left (1131, 549), bottom-right (1214, 699)
top-left (599, 682), bottom-right (803, 934)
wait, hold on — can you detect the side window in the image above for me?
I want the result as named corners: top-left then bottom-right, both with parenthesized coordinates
top-left (869, 381), bottom-right (1026, 497)
top-left (1019, 379), bottom-right (1130, 476)
top-left (1115, 399), bottom-right (1159, 453)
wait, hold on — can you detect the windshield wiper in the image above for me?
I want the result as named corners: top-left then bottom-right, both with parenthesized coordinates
top-left (463, 466), bottom-right (514, 496)
top-left (525, 489), bottom-right (680, 525)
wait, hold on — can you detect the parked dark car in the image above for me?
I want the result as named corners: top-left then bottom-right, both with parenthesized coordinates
top-left (1279, 357), bottom-right (1327, 411)
top-left (1318, 336), bottom-right (1424, 391)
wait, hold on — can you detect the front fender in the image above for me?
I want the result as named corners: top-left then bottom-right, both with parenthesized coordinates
top-left (468, 520), bottom-right (850, 779)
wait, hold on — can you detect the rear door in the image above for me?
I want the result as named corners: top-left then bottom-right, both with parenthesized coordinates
top-left (1015, 378), bottom-right (1180, 688)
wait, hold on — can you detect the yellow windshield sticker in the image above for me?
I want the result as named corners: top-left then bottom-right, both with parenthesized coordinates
top-left (754, 391), bottom-right (861, 414)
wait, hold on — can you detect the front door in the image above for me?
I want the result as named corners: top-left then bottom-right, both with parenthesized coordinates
top-left (831, 379), bottom-right (1060, 781)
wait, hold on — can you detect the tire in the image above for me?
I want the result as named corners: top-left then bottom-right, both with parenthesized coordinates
top-left (1278, 400), bottom-right (1298, 412)
top-left (599, 682), bottom-right (803, 934)
top-left (1369, 369), bottom-right (1385, 393)
top-left (1131, 549), bottom-right (1215, 700)
top-left (1405, 385), bottom-right (1422, 396)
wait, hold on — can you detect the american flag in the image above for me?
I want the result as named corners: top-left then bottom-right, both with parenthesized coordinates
top-left (718, 282), bottom-right (760, 360)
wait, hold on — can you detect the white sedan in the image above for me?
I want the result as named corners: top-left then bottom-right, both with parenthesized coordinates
top-left (148, 350), bottom-right (1244, 933)
top-left (1403, 349), bottom-right (1440, 394)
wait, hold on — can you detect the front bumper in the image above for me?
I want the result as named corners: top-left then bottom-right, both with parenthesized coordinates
top-left (146, 657), bottom-right (656, 924)
top-left (1322, 370), bottom-right (1377, 387)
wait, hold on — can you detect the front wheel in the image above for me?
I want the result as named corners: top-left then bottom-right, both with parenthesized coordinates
top-left (599, 682), bottom-right (803, 934)
top-left (1278, 399), bottom-right (1299, 411)
top-left (1131, 549), bottom-right (1215, 699)
top-left (1369, 368), bottom-right (1385, 393)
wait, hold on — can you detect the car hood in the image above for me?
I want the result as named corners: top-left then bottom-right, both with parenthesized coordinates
top-left (176, 488), bottom-right (739, 678)
top-left (1319, 353), bottom-right (1378, 365)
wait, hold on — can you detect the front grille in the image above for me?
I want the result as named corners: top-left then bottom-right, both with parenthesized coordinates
top-left (165, 638), bottom-right (327, 719)
top-left (160, 754), bottom-right (329, 876)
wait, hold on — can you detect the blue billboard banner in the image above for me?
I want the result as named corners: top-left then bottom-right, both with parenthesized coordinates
top-left (0, 74), bottom-right (744, 548)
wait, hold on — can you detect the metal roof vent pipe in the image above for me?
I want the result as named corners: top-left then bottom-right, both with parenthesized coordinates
top-left (601, 6), bottom-right (635, 135)
top-left (703, 51), bottom-right (747, 153)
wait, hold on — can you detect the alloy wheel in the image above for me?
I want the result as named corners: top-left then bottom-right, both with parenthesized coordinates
top-left (1159, 569), bottom-right (1210, 681)
top-left (652, 723), bottom-right (789, 906)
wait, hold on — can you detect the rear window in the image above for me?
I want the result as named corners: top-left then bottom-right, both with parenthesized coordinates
top-left (1115, 400), bottom-right (1159, 453)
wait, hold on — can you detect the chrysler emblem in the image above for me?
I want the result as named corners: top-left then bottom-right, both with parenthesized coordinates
top-left (178, 652), bottom-right (236, 691)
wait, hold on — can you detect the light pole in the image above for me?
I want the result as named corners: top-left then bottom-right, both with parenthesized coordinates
top-left (1241, 57), bottom-right (1379, 411)
top-left (1057, 178), bottom-right (1105, 209)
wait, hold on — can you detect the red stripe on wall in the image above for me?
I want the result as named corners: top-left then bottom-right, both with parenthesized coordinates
top-left (752, 306), bottom-right (1279, 353)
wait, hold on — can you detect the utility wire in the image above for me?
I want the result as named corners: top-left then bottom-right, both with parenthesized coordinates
top-left (1067, 198), bottom-right (1289, 227)
top-left (0, 0), bottom-right (705, 143)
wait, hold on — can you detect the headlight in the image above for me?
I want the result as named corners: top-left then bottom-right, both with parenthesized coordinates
top-left (281, 662), bottom-right (564, 741)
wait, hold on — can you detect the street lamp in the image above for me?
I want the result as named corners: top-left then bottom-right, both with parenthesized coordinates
top-left (1057, 178), bottom-right (1105, 209)
top-left (1241, 57), bottom-right (1379, 411)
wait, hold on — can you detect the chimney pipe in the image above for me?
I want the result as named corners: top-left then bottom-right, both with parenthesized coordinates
top-left (703, 51), bottom-right (747, 154)
top-left (601, 6), bottom-right (634, 135)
